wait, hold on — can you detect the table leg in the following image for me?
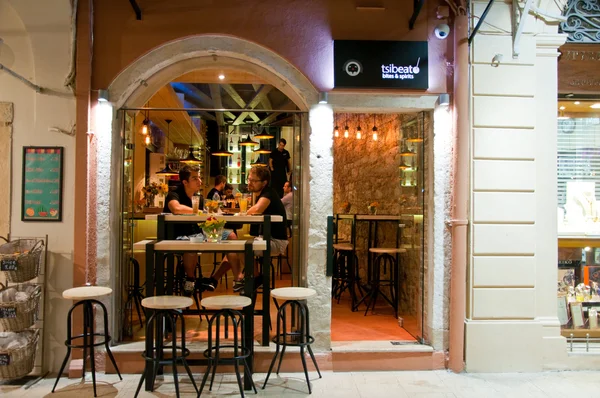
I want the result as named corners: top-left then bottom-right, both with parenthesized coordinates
top-left (262, 216), bottom-right (271, 347)
top-left (156, 253), bottom-right (165, 296)
top-left (144, 243), bottom-right (155, 391)
top-left (243, 240), bottom-right (255, 391)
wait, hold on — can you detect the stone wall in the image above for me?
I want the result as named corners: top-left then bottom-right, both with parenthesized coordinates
top-left (333, 112), bottom-right (430, 340)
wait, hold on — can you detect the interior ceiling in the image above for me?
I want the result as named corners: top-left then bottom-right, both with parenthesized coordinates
top-left (558, 100), bottom-right (600, 115)
top-left (142, 69), bottom-right (298, 145)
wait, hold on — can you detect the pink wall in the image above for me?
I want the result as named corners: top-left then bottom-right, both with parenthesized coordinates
top-left (92, 0), bottom-right (450, 93)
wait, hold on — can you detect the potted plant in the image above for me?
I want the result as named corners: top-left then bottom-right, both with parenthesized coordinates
top-left (141, 182), bottom-right (169, 212)
top-left (199, 216), bottom-right (227, 243)
top-left (367, 201), bottom-right (379, 215)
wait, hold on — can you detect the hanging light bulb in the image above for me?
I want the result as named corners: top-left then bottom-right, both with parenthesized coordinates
top-left (372, 114), bottom-right (378, 141)
top-left (334, 125), bottom-right (339, 137)
top-left (344, 126), bottom-right (349, 138)
top-left (145, 135), bottom-right (151, 145)
top-left (356, 126), bottom-right (362, 139)
top-left (142, 122), bottom-right (148, 135)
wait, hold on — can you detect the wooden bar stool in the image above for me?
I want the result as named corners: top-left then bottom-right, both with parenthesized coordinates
top-left (263, 287), bottom-right (321, 394)
top-left (358, 248), bottom-right (406, 318)
top-left (332, 243), bottom-right (363, 310)
top-left (52, 286), bottom-right (122, 397)
top-left (134, 296), bottom-right (197, 398)
top-left (199, 295), bottom-right (256, 398)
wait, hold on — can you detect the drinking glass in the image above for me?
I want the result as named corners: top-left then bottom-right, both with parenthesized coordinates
top-left (191, 196), bottom-right (200, 214)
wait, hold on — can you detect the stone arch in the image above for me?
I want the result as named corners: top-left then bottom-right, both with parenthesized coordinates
top-left (108, 34), bottom-right (318, 109)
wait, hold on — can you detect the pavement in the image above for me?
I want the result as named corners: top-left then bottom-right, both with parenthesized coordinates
top-left (1, 369), bottom-right (599, 397)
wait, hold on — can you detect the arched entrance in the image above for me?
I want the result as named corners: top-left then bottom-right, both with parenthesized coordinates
top-left (91, 35), bottom-right (329, 345)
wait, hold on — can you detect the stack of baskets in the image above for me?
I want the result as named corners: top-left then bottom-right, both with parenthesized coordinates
top-left (0, 238), bottom-right (44, 380)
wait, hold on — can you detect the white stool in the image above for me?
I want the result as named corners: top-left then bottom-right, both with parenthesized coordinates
top-left (134, 296), bottom-right (197, 398)
top-left (52, 286), bottom-right (122, 397)
top-left (263, 287), bottom-right (322, 394)
top-left (199, 295), bottom-right (256, 397)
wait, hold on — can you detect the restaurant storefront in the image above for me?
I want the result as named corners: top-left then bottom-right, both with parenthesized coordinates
top-left (3, 0), bottom-right (592, 379)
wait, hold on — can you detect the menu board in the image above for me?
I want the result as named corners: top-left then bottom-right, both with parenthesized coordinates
top-left (21, 147), bottom-right (63, 222)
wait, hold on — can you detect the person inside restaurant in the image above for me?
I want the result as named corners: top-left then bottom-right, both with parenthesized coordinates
top-left (269, 138), bottom-right (291, 197)
top-left (207, 174), bottom-right (227, 201)
top-left (211, 166), bottom-right (288, 293)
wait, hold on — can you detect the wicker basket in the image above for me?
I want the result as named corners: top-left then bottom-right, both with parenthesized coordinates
top-left (0, 329), bottom-right (39, 380)
top-left (0, 239), bottom-right (44, 283)
top-left (0, 283), bottom-right (42, 332)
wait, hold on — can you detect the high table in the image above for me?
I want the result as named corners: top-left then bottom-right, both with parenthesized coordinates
top-left (328, 214), bottom-right (405, 310)
top-left (143, 239), bottom-right (265, 391)
top-left (144, 213), bottom-right (283, 347)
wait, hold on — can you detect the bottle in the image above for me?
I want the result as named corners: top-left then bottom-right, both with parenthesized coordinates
top-left (237, 170), bottom-right (240, 179)
top-left (229, 136), bottom-right (233, 151)
top-left (237, 154), bottom-right (241, 167)
top-left (229, 156), bottom-right (233, 166)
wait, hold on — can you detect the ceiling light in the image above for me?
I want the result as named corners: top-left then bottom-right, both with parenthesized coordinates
top-left (356, 126), bottom-right (362, 139)
top-left (574, 101), bottom-right (580, 105)
top-left (212, 126), bottom-right (234, 157)
top-left (156, 119), bottom-right (179, 176)
top-left (344, 125), bottom-right (349, 138)
top-left (218, 74), bottom-right (225, 80)
top-left (318, 92), bottom-right (328, 104)
top-left (334, 125), bottom-right (339, 137)
top-left (559, 106), bottom-right (566, 110)
top-left (253, 126), bottom-right (274, 139)
top-left (239, 135), bottom-right (259, 147)
top-left (98, 89), bottom-right (109, 102)
top-left (590, 103), bottom-right (600, 109)
top-left (145, 135), bottom-right (151, 145)
top-left (254, 144), bottom-right (272, 154)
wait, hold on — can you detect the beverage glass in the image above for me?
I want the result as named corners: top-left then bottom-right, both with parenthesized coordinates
top-left (239, 198), bottom-right (248, 213)
top-left (191, 196), bottom-right (200, 214)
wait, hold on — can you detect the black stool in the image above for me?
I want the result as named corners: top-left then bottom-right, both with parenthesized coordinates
top-left (52, 286), bottom-right (122, 397)
top-left (134, 296), bottom-right (198, 398)
top-left (126, 257), bottom-right (145, 328)
top-left (359, 248), bottom-right (406, 317)
top-left (199, 295), bottom-right (256, 398)
top-left (263, 287), bottom-right (321, 394)
top-left (332, 244), bottom-right (363, 311)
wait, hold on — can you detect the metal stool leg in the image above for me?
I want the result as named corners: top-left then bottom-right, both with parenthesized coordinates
top-left (52, 303), bottom-right (78, 393)
top-left (85, 302), bottom-right (97, 397)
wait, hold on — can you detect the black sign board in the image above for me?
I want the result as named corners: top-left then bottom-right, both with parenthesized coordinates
top-left (0, 259), bottom-right (17, 271)
top-left (0, 307), bottom-right (16, 319)
top-left (0, 354), bottom-right (9, 366)
top-left (334, 40), bottom-right (429, 90)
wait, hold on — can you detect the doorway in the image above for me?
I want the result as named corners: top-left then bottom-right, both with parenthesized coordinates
top-left (331, 111), bottom-right (429, 344)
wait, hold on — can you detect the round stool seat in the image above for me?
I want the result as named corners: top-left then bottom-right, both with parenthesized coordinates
top-left (271, 287), bottom-right (316, 301)
top-left (142, 295), bottom-right (193, 310)
top-left (333, 243), bottom-right (354, 251)
top-left (63, 286), bottom-right (112, 300)
top-left (368, 247), bottom-right (407, 254)
top-left (201, 295), bottom-right (251, 309)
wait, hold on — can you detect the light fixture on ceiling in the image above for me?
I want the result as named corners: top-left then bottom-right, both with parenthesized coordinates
top-left (253, 125), bottom-right (274, 139)
top-left (372, 114), bottom-right (378, 141)
top-left (211, 126), bottom-right (234, 156)
top-left (406, 114), bottom-right (424, 143)
top-left (399, 139), bottom-right (416, 157)
top-left (356, 115), bottom-right (362, 139)
top-left (144, 135), bottom-right (151, 145)
top-left (559, 106), bottom-right (566, 110)
top-left (239, 133), bottom-right (259, 147)
top-left (318, 91), bottom-right (328, 104)
top-left (251, 154), bottom-right (267, 167)
top-left (218, 74), bottom-right (225, 80)
top-left (574, 101), bottom-right (580, 105)
top-left (179, 120), bottom-right (202, 165)
top-left (344, 116), bottom-right (349, 138)
top-left (254, 140), bottom-right (272, 154)
top-left (590, 103), bottom-right (600, 109)
top-left (141, 108), bottom-right (149, 136)
top-left (334, 115), bottom-right (339, 137)
top-left (156, 119), bottom-right (179, 176)
top-left (398, 162), bottom-right (413, 170)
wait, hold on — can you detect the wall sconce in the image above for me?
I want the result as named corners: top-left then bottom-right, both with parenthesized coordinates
top-left (439, 93), bottom-right (450, 107)
top-left (98, 89), bottom-right (109, 102)
top-left (318, 92), bottom-right (328, 104)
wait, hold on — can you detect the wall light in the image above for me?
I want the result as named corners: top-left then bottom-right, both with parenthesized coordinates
top-left (318, 92), bottom-right (328, 104)
top-left (218, 74), bottom-right (225, 80)
top-left (98, 89), bottom-right (109, 102)
top-left (439, 93), bottom-right (450, 107)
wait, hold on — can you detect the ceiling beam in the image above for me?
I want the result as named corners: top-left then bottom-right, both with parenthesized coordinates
top-left (258, 112), bottom-right (281, 126)
top-left (222, 84), bottom-right (261, 124)
top-left (253, 84), bottom-right (272, 109)
top-left (209, 84), bottom-right (225, 126)
top-left (171, 82), bottom-right (214, 108)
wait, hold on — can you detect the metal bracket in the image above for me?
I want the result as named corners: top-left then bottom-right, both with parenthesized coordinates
top-left (128, 0), bottom-right (142, 20)
top-left (512, 0), bottom-right (533, 58)
top-left (468, 0), bottom-right (496, 45)
top-left (409, 0), bottom-right (425, 30)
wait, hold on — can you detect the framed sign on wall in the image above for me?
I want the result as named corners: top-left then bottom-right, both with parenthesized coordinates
top-left (21, 146), bottom-right (64, 222)
top-left (334, 40), bottom-right (429, 90)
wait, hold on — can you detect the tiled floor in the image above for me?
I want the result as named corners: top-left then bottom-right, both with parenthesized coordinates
top-left (1, 370), bottom-right (599, 397)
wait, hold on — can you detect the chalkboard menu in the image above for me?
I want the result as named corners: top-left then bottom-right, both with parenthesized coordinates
top-left (21, 147), bottom-right (63, 222)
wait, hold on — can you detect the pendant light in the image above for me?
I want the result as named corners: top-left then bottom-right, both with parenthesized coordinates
top-left (406, 114), bottom-right (424, 143)
top-left (372, 114), bottom-right (378, 141)
top-left (344, 116), bottom-right (349, 138)
top-left (251, 154), bottom-right (267, 167)
top-left (180, 120), bottom-right (202, 165)
top-left (399, 139), bottom-right (416, 157)
top-left (239, 134), bottom-right (259, 147)
top-left (211, 126), bottom-right (234, 157)
top-left (254, 135), bottom-right (272, 154)
top-left (333, 115), bottom-right (339, 137)
top-left (141, 109), bottom-right (149, 136)
top-left (356, 115), bottom-right (362, 140)
top-left (253, 125), bottom-right (274, 139)
top-left (156, 119), bottom-right (178, 176)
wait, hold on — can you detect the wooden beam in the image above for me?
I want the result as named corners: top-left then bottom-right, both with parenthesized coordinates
top-left (247, 85), bottom-right (273, 109)
top-left (171, 83), bottom-right (214, 108)
top-left (209, 84), bottom-right (225, 126)
top-left (258, 112), bottom-right (281, 126)
top-left (253, 84), bottom-right (272, 109)
top-left (222, 84), bottom-right (261, 123)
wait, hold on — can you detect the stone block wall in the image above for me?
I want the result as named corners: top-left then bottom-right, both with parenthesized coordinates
top-left (333, 112), bottom-right (431, 340)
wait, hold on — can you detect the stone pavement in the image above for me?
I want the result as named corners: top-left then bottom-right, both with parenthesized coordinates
top-left (1, 370), bottom-right (599, 397)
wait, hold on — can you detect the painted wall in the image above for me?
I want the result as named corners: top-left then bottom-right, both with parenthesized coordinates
top-left (91, 0), bottom-right (450, 94)
top-left (0, 0), bottom-right (76, 373)
top-left (465, 0), bottom-right (568, 371)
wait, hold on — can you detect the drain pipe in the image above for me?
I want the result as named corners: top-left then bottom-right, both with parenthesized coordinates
top-left (448, 13), bottom-right (469, 373)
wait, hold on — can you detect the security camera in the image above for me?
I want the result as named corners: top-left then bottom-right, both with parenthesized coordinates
top-left (434, 24), bottom-right (450, 39)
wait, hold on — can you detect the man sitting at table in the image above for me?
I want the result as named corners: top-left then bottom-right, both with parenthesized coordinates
top-left (211, 166), bottom-right (288, 292)
top-left (163, 165), bottom-right (218, 296)
top-left (207, 174), bottom-right (226, 201)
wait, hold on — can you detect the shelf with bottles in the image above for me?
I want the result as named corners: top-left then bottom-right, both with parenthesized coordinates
top-left (227, 133), bottom-right (243, 154)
